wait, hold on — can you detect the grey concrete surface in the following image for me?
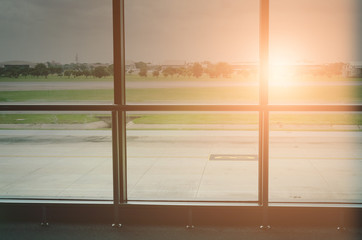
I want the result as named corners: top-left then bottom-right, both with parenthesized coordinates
top-left (1, 80), bottom-right (361, 91)
top-left (0, 129), bottom-right (361, 203)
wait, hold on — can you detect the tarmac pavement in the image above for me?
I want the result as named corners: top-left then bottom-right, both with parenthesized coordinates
top-left (0, 129), bottom-right (361, 203)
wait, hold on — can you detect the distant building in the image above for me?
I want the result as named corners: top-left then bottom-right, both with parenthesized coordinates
top-left (0, 61), bottom-right (36, 69)
top-left (161, 60), bottom-right (186, 69)
top-left (125, 60), bottom-right (136, 73)
top-left (230, 62), bottom-right (258, 72)
top-left (343, 63), bottom-right (362, 78)
top-left (292, 63), bottom-right (325, 76)
top-left (89, 63), bottom-right (109, 68)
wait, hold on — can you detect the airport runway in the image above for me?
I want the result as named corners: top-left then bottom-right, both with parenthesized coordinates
top-left (0, 129), bottom-right (361, 203)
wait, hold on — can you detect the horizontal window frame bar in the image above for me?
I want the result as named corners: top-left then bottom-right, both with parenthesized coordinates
top-left (0, 105), bottom-right (118, 111)
top-left (267, 105), bottom-right (362, 112)
top-left (0, 104), bottom-right (361, 112)
top-left (0, 197), bottom-right (361, 208)
top-left (0, 199), bottom-right (113, 205)
top-left (1, 199), bottom-right (361, 209)
top-left (269, 203), bottom-right (362, 208)
top-left (113, 202), bottom-right (362, 209)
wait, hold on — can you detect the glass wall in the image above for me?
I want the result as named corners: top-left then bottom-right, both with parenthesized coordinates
top-left (125, 0), bottom-right (259, 105)
top-left (126, 112), bottom-right (258, 201)
top-left (0, 0), bottom-right (360, 208)
top-left (268, 0), bottom-right (362, 205)
top-left (0, 112), bottom-right (113, 200)
top-left (0, 0), bottom-right (113, 105)
top-left (270, 0), bottom-right (361, 105)
top-left (269, 112), bottom-right (362, 203)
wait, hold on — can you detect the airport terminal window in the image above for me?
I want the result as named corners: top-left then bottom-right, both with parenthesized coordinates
top-left (0, 0), bottom-right (361, 208)
top-left (269, 112), bottom-right (362, 203)
top-left (268, 0), bottom-right (362, 204)
top-left (0, 112), bottom-right (113, 200)
top-left (126, 112), bottom-right (259, 201)
top-left (270, 0), bottom-right (360, 105)
top-left (0, 0), bottom-right (113, 105)
top-left (124, 0), bottom-right (259, 105)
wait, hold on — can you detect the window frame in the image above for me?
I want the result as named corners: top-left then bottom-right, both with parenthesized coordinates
top-left (0, 0), bottom-right (361, 225)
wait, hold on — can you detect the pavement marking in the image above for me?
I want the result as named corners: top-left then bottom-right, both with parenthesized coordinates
top-left (209, 154), bottom-right (258, 161)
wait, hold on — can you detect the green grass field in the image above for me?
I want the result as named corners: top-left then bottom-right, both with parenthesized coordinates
top-left (0, 76), bottom-right (113, 82)
top-left (1, 113), bottom-right (361, 130)
top-left (0, 89), bottom-right (113, 102)
top-left (0, 85), bottom-right (361, 104)
top-left (0, 114), bottom-right (102, 124)
top-left (131, 113), bottom-right (362, 125)
top-left (0, 75), bottom-right (361, 129)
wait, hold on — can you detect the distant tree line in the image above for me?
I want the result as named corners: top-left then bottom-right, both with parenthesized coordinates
top-left (133, 61), bottom-right (347, 79)
top-left (0, 61), bottom-right (347, 79)
top-left (280, 62), bottom-right (347, 77)
top-left (134, 61), bottom-right (234, 78)
top-left (312, 62), bottom-right (346, 77)
top-left (0, 62), bottom-right (114, 79)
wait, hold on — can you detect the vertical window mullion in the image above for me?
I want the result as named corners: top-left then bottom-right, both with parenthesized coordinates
top-left (259, 0), bottom-right (270, 207)
top-left (113, 0), bottom-right (122, 106)
top-left (119, 0), bottom-right (127, 204)
top-left (112, 0), bottom-right (127, 204)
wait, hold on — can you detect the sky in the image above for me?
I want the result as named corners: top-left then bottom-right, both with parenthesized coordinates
top-left (0, 0), bottom-right (113, 64)
top-left (0, 0), bottom-right (361, 64)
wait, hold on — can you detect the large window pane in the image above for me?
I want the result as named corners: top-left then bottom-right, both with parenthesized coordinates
top-left (0, 112), bottom-right (113, 200)
top-left (270, 0), bottom-right (362, 104)
top-left (126, 112), bottom-right (258, 201)
top-left (269, 112), bottom-right (362, 203)
top-left (125, 0), bottom-right (259, 105)
top-left (0, 1), bottom-right (113, 104)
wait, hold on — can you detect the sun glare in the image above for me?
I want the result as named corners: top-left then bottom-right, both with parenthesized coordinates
top-left (269, 63), bottom-right (294, 86)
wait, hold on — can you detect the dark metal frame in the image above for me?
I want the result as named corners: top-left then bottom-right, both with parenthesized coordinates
top-left (0, 0), bottom-right (361, 227)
